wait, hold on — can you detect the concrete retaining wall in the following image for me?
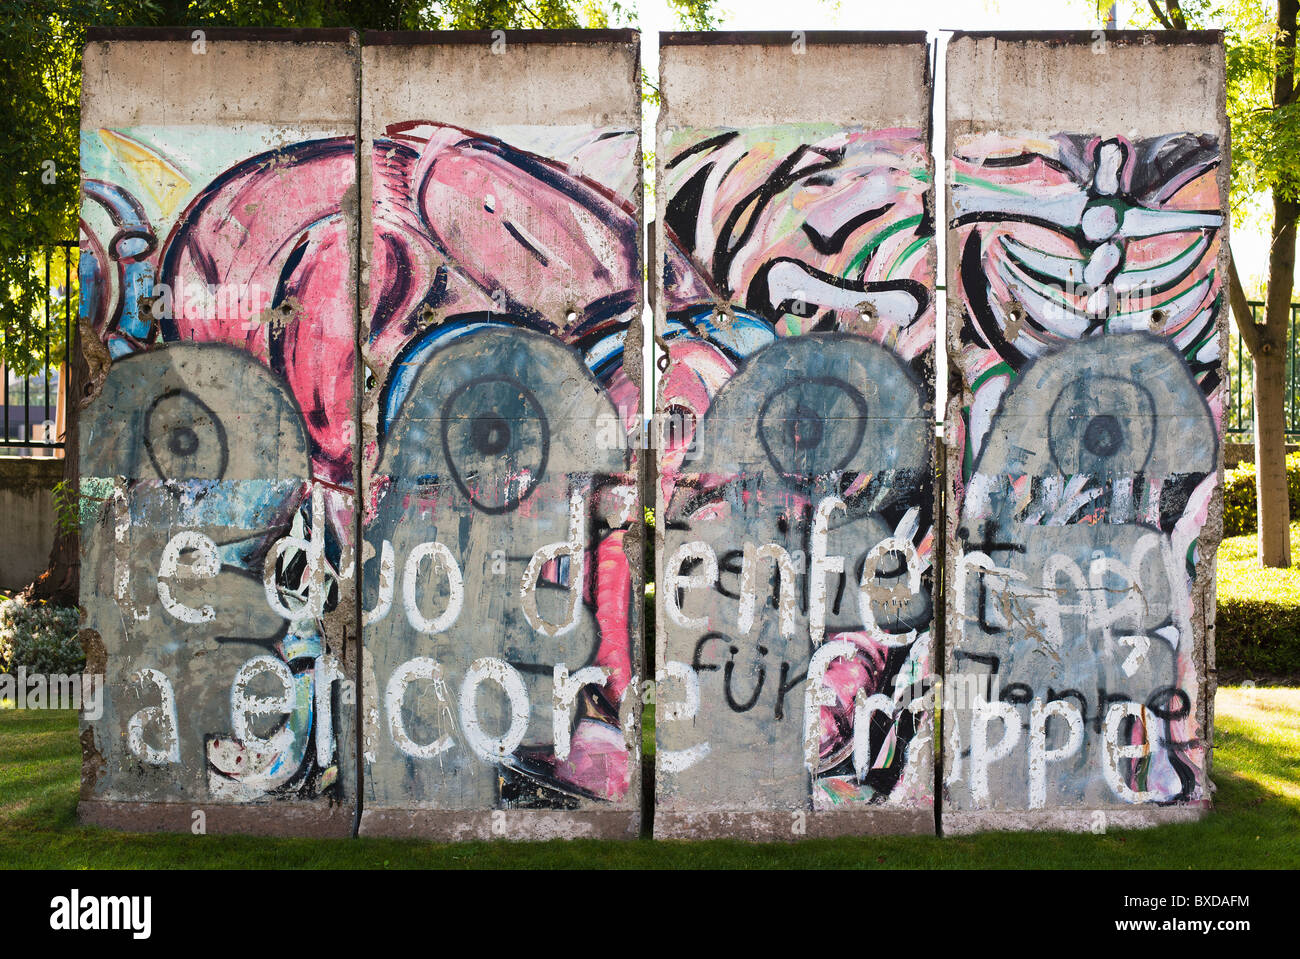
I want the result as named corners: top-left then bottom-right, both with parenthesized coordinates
top-left (942, 31), bottom-right (1227, 832)
top-left (0, 456), bottom-right (62, 592)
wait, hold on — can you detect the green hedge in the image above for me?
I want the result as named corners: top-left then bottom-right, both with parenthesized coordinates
top-left (0, 597), bottom-right (84, 676)
top-left (1215, 518), bottom-right (1300, 680)
top-left (1216, 598), bottom-right (1300, 677)
top-left (1223, 452), bottom-right (1300, 537)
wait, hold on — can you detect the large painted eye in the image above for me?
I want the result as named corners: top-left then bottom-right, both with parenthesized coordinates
top-left (1047, 374), bottom-right (1155, 475)
top-left (440, 375), bottom-right (549, 513)
top-left (966, 334), bottom-right (1216, 489)
top-left (758, 376), bottom-right (869, 478)
top-left (144, 388), bottom-right (228, 480)
top-left (680, 333), bottom-right (927, 494)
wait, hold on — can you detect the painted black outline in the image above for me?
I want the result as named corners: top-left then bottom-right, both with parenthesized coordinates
top-left (143, 387), bottom-right (229, 482)
top-left (438, 374), bottom-right (551, 515)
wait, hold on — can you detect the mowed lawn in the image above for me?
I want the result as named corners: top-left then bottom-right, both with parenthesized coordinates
top-left (0, 686), bottom-right (1296, 869)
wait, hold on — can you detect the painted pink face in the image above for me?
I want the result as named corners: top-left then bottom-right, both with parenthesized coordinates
top-left (158, 139), bottom-right (358, 491)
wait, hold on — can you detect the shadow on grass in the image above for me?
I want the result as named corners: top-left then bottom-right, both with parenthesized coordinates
top-left (0, 693), bottom-right (1296, 869)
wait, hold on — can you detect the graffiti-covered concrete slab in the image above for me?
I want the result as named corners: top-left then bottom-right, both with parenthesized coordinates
top-left (942, 31), bottom-right (1227, 832)
top-left (653, 33), bottom-right (937, 839)
top-left (77, 30), bottom-right (361, 834)
top-left (356, 31), bottom-right (644, 840)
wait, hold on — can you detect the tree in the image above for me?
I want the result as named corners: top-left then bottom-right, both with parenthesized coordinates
top-left (1132, 0), bottom-right (1297, 567)
top-left (3, 0), bottom-right (719, 605)
top-left (2, 1), bottom-right (108, 607)
top-left (0, 3), bottom-right (86, 378)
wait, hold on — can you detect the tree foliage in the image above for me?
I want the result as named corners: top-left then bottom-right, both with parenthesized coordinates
top-left (0, 2), bottom-right (89, 375)
top-left (1125, 2), bottom-right (1298, 217)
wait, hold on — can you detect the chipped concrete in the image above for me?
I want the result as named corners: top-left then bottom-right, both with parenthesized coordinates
top-left (77, 30), bottom-right (361, 837)
top-left (654, 33), bottom-right (938, 839)
top-left (942, 31), bottom-right (1226, 832)
top-left (356, 32), bottom-right (643, 840)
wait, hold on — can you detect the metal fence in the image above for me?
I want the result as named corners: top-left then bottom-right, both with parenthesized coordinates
top-left (1226, 300), bottom-right (1300, 442)
top-left (1, 241), bottom-right (77, 455)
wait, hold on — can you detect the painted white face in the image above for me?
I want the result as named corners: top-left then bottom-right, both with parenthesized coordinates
top-left (659, 333), bottom-right (934, 807)
top-left (952, 333), bottom-right (1217, 809)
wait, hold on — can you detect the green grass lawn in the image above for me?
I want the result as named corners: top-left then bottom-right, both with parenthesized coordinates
top-left (1216, 521), bottom-right (1300, 602)
top-left (1, 686), bottom-right (1296, 869)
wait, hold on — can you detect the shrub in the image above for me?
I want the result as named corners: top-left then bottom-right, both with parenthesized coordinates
top-left (1216, 598), bottom-right (1300, 678)
top-left (1215, 521), bottom-right (1300, 680)
top-left (0, 596), bottom-right (84, 676)
top-left (643, 504), bottom-right (655, 581)
top-left (1222, 452), bottom-right (1300, 537)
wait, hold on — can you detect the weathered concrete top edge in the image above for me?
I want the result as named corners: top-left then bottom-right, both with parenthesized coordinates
top-left (365, 28), bottom-right (638, 45)
top-left (0, 455), bottom-right (64, 480)
top-left (661, 30), bottom-right (928, 46)
top-left (85, 26), bottom-right (356, 43)
top-left (948, 29), bottom-right (1223, 45)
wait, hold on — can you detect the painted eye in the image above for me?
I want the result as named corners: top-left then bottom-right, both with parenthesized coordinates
top-left (144, 388), bottom-right (228, 480)
top-left (1082, 414), bottom-right (1123, 456)
top-left (757, 376), bottom-right (869, 478)
top-left (1047, 374), bottom-right (1155, 475)
top-left (440, 375), bottom-right (549, 513)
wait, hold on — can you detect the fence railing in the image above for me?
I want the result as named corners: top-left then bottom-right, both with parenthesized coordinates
top-left (1, 241), bottom-right (77, 455)
top-left (1226, 300), bottom-right (1300, 442)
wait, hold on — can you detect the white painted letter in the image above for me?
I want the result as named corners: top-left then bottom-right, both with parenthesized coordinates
top-left (663, 541), bottom-right (718, 631)
top-left (402, 541), bottom-right (463, 634)
top-left (552, 663), bottom-right (609, 761)
top-left (385, 657), bottom-right (454, 759)
top-left (520, 491), bottom-right (586, 637)
top-left (656, 660), bottom-right (710, 773)
top-left (1103, 702), bottom-right (1159, 803)
top-left (126, 668), bottom-right (180, 765)
top-left (157, 530), bottom-right (219, 624)
top-left (1028, 697), bottom-right (1084, 809)
top-left (970, 697), bottom-right (1021, 805)
top-left (737, 542), bottom-right (798, 637)
top-left (809, 497), bottom-right (845, 646)
top-left (459, 658), bottom-right (529, 763)
top-left (230, 655), bottom-right (296, 755)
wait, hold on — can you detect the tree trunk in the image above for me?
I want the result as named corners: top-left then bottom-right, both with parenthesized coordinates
top-left (1254, 348), bottom-right (1293, 566)
top-left (1256, 192), bottom-right (1298, 568)
top-left (22, 314), bottom-right (87, 607)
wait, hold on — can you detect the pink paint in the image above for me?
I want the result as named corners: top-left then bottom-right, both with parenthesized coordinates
top-left (556, 718), bottom-right (631, 800)
top-left (593, 531), bottom-right (633, 699)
